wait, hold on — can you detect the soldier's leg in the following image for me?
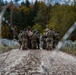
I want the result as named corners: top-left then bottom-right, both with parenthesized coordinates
top-left (50, 40), bottom-right (53, 50)
top-left (46, 41), bottom-right (49, 50)
top-left (53, 40), bottom-right (57, 49)
top-left (49, 42), bottom-right (52, 50)
top-left (36, 42), bottom-right (39, 49)
top-left (31, 40), bottom-right (34, 49)
top-left (18, 41), bottom-right (20, 49)
top-left (47, 39), bottom-right (51, 50)
top-left (19, 41), bottom-right (22, 49)
top-left (38, 43), bottom-right (40, 49)
top-left (43, 40), bottom-right (45, 49)
top-left (37, 38), bottom-right (40, 49)
top-left (43, 39), bottom-right (47, 49)
top-left (32, 40), bottom-right (37, 49)
top-left (24, 39), bottom-right (28, 50)
top-left (22, 42), bottom-right (25, 50)
top-left (28, 36), bottom-right (31, 49)
top-left (53, 41), bottom-right (55, 49)
top-left (40, 40), bottom-right (43, 49)
top-left (34, 41), bottom-right (37, 49)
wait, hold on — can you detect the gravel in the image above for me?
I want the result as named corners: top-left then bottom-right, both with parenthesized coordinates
top-left (0, 49), bottom-right (76, 75)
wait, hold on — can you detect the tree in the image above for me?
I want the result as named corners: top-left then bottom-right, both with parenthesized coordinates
top-left (21, 1), bottom-right (26, 6)
top-left (34, 0), bottom-right (39, 16)
top-left (34, 1), bottom-right (49, 29)
top-left (1, 25), bottom-right (13, 39)
top-left (25, 0), bottom-right (30, 7)
top-left (49, 4), bottom-right (76, 40)
top-left (74, 0), bottom-right (76, 5)
top-left (0, 0), bottom-right (4, 6)
top-left (34, 10), bottom-right (46, 29)
top-left (32, 23), bottom-right (43, 33)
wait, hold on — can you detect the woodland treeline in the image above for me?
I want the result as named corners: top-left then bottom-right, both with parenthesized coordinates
top-left (0, 0), bottom-right (76, 41)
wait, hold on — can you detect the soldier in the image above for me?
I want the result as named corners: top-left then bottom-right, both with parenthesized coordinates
top-left (27, 27), bottom-right (33, 49)
top-left (40, 34), bottom-right (43, 49)
top-left (42, 30), bottom-right (47, 49)
top-left (21, 28), bottom-right (28, 50)
top-left (46, 27), bottom-right (55, 50)
top-left (36, 34), bottom-right (40, 49)
top-left (31, 30), bottom-right (38, 49)
top-left (18, 30), bottom-right (23, 49)
top-left (56, 31), bottom-right (60, 43)
top-left (53, 31), bottom-right (60, 49)
top-left (35, 29), bottom-right (40, 49)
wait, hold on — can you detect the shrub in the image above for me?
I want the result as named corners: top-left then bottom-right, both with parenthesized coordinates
top-left (32, 23), bottom-right (43, 33)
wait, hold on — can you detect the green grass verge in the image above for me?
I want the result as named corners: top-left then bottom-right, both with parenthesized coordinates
top-left (61, 47), bottom-right (76, 56)
top-left (0, 45), bottom-right (12, 53)
top-left (0, 44), bottom-right (20, 53)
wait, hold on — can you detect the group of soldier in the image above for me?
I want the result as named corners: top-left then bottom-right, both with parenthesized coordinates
top-left (18, 27), bottom-right (60, 50)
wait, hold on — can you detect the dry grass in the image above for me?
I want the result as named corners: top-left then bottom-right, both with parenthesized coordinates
top-left (0, 43), bottom-right (20, 53)
top-left (0, 45), bottom-right (13, 53)
top-left (61, 47), bottom-right (76, 56)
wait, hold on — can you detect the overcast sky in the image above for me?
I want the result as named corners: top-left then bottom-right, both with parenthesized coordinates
top-left (3, 0), bottom-right (36, 3)
top-left (3, 0), bottom-right (74, 5)
top-left (3, 0), bottom-right (74, 3)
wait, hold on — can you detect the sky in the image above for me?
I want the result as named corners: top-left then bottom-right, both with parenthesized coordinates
top-left (3, 0), bottom-right (74, 5)
top-left (3, 0), bottom-right (36, 3)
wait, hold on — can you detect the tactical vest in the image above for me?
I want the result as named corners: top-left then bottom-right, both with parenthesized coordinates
top-left (18, 33), bottom-right (23, 41)
top-left (22, 31), bottom-right (28, 39)
top-left (47, 30), bottom-right (54, 38)
top-left (31, 33), bottom-right (37, 40)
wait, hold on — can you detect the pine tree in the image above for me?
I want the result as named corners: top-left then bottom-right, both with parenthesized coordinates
top-left (0, 0), bottom-right (4, 6)
top-left (34, 0), bottom-right (39, 16)
top-left (21, 1), bottom-right (26, 6)
top-left (25, 0), bottom-right (30, 7)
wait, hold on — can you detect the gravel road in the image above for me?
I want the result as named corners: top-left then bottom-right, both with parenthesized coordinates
top-left (0, 49), bottom-right (76, 75)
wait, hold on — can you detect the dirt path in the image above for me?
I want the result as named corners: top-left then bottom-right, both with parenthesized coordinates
top-left (0, 49), bottom-right (76, 75)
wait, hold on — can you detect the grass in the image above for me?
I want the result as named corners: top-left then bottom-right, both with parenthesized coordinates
top-left (0, 45), bottom-right (19, 53)
top-left (61, 47), bottom-right (76, 56)
top-left (0, 44), bottom-right (76, 56)
top-left (0, 45), bottom-right (12, 53)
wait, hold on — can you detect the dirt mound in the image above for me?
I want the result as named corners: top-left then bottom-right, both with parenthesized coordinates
top-left (0, 49), bottom-right (76, 75)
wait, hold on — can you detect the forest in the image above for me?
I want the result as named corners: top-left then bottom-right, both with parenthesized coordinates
top-left (0, 0), bottom-right (76, 41)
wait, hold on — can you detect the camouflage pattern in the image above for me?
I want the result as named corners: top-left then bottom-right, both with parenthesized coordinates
top-left (40, 34), bottom-right (43, 49)
top-left (36, 33), bottom-right (40, 49)
top-left (18, 27), bottom-right (59, 50)
top-left (18, 30), bottom-right (23, 43)
top-left (46, 38), bottom-right (53, 50)
top-left (22, 30), bottom-right (28, 50)
top-left (18, 30), bottom-right (23, 49)
top-left (31, 33), bottom-right (38, 49)
top-left (53, 31), bottom-right (60, 48)
top-left (46, 28), bottom-right (55, 50)
top-left (55, 32), bottom-right (60, 42)
top-left (27, 30), bottom-right (33, 49)
top-left (42, 34), bottom-right (47, 49)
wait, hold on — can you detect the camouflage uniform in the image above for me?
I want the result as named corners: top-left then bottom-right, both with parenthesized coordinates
top-left (53, 31), bottom-right (60, 48)
top-left (18, 30), bottom-right (23, 49)
top-left (42, 33), bottom-right (47, 49)
top-left (31, 33), bottom-right (38, 49)
top-left (36, 34), bottom-right (40, 49)
top-left (40, 34), bottom-right (43, 49)
top-left (46, 28), bottom-right (55, 50)
top-left (35, 30), bottom-right (40, 49)
top-left (22, 29), bottom-right (28, 50)
top-left (55, 32), bottom-right (60, 43)
top-left (27, 30), bottom-right (33, 49)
